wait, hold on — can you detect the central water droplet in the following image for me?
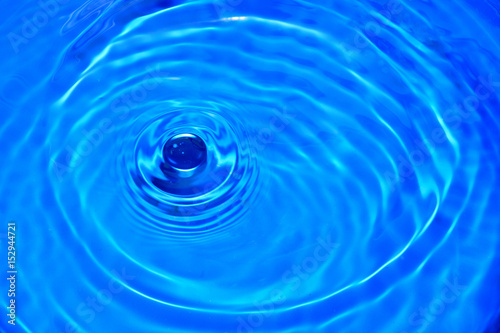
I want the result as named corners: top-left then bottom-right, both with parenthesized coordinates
top-left (163, 133), bottom-right (207, 170)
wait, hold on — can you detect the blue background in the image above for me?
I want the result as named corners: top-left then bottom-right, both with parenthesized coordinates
top-left (1, 0), bottom-right (499, 332)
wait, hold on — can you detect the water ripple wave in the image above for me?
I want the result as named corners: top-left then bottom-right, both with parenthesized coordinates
top-left (1, 0), bottom-right (499, 332)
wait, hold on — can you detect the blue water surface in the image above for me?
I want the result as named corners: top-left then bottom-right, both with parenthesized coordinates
top-left (1, 0), bottom-right (500, 332)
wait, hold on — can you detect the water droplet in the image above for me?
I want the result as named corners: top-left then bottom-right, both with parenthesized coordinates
top-left (163, 133), bottom-right (207, 171)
